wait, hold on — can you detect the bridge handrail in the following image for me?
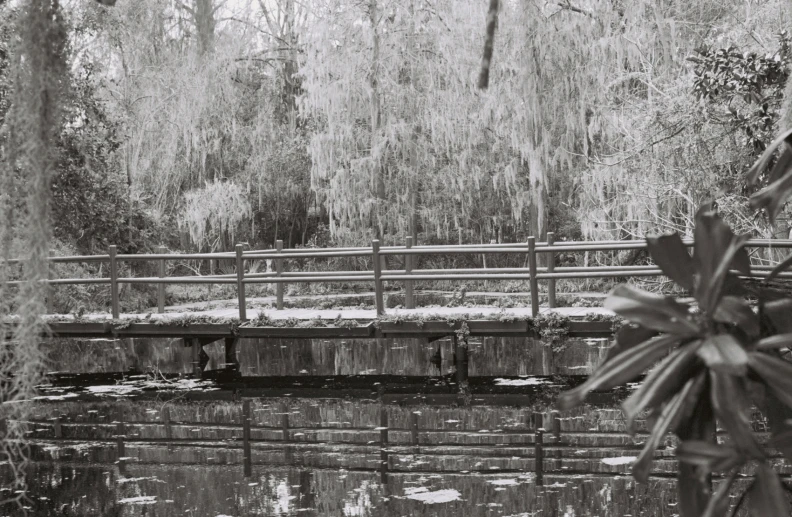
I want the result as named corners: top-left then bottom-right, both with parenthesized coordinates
top-left (5, 234), bottom-right (792, 319)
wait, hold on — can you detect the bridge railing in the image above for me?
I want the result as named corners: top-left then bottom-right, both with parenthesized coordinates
top-left (6, 234), bottom-right (792, 319)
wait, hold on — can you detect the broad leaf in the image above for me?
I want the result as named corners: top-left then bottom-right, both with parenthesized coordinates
top-left (769, 422), bottom-right (792, 465)
top-left (748, 352), bottom-right (792, 410)
top-left (763, 299), bottom-right (792, 333)
top-left (701, 471), bottom-right (738, 517)
top-left (679, 462), bottom-right (709, 517)
top-left (713, 296), bottom-right (759, 339)
top-left (768, 140), bottom-right (792, 184)
top-left (647, 233), bottom-right (695, 291)
top-left (558, 334), bottom-right (682, 410)
top-left (676, 441), bottom-right (745, 472)
top-left (623, 342), bottom-right (701, 432)
top-left (756, 332), bottom-right (792, 350)
top-left (693, 206), bottom-right (751, 313)
top-left (750, 168), bottom-right (792, 224)
top-left (632, 374), bottom-right (704, 483)
top-left (746, 127), bottom-right (792, 185)
top-left (696, 335), bottom-right (749, 375)
top-left (605, 323), bottom-right (657, 363)
top-left (709, 371), bottom-right (764, 459)
top-left (765, 252), bottom-right (792, 285)
top-left (604, 285), bottom-right (699, 336)
top-left (675, 384), bottom-right (716, 517)
top-left (749, 464), bottom-right (790, 516)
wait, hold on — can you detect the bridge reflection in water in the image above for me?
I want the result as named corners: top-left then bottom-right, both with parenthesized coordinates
top-left (6, 392), bottom-right (697, 517)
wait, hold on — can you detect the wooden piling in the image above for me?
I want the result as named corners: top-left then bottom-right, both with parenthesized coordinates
top-left (275, 240), bottom-right (284, 310)
top-left (242, 400), bottom-right (252, 477)
top-left (224, 337), bottom-right (240, 372)
top-left (162, 406), bottom-right (172, 451)
top-left (116, 411), bottom-right (126, 475)
top-left (191, 338), bottom-right (201, 378)
top-left (453, 334), bottom-right (468, 385)
top-left (535, 427), bottom-right (544, 486)
top-left (53, 413), bottom-right (62, 439)
top-left (280, 402), bottom-right (290, 441)
top-left (410, 411), bottom-right (419, 446)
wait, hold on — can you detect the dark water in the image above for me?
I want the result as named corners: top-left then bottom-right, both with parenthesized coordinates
top-left (2, 336), bottom-right (762, 516)
top-left (5, 396), bottom-right (764, 517)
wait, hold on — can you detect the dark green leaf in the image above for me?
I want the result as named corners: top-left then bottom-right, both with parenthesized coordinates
top-left (697, 334), bottom-right (749, 375)
top-left (769, 423), bottom-right (792, 465)
top-left (694, 206), bottom-right (751, 313)
top-left (749, 464), bottom-right (790, 516)
top-left (647, 233), bottom-right (695, 291)
top-left (768, 141), bottom-right (792, 185)
top-left (702, 471), bottom-right (738, 517)
top-left (679, 462), bottom-right (710, 517)
top-left (632, 374), bottom-right (705, 483)
top-left (763, 299), bottom-right (792, 333)
top-left (557, 334), bottom-right (682, 410)
top-left (765, 252), bottom-right (792, 285)
top-left (710, 371), bottom-right (764, 459)
top-left (605, 323), bottom-right (657, 363)
top-left (623, 342), bottom-right (701, 432)
top-left (676, 441), bottom-right (745, 472)
top-left (756, 332), bottom-right (792, 350)
top-left (745, 126), bottom-right (792, 185)
top-left (748, 352), bottom-right (792, 410)
top-left (713, 296), bottom-right (759, 339)
top-left (750, 166), bottom-right (792, 224)
top-left (604, 284), bottom-right (699, 336)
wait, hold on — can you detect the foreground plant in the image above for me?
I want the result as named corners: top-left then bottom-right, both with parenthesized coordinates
top-left (559, 143), bottom-right (792, 514)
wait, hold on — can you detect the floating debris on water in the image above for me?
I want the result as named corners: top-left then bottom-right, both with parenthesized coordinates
top-left (601, 456), bottom-right (637, 465)
top-left (404, 488), bottom-right (462, 504)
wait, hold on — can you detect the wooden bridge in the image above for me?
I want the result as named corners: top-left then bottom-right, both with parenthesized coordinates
top-left (7, 233), bottom-right (792, 324)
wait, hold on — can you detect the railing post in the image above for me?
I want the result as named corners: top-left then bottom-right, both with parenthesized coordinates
top-left (528, 237), bottom-right (539, 318)
top-left (157, 246), bottom-right (166, 313)
top-left (546, 232), bottom-right (556, 309)
top-left (405, 236), bottom-right (414, 309)
top-left (109, 245), bottom-right (119, 319)
top-left (372, 240), bottom-right (385, 316)
top-left (275, 240), bottom-right (284, 310)
top-left (236, 244), bottom-right (247, 322)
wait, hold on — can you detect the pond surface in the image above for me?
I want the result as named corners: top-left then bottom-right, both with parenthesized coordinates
top-left (3, 396), bottom-right (694, 517)
top-left (1, 336), bottom-right (761, 516)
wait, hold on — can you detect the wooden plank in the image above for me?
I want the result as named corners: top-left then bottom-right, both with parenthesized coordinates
top-left (236, 325), bottom-right (374, 339)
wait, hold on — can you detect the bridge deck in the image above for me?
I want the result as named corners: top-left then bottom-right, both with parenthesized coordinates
top-left (49, 304), bottom-right (614, 323)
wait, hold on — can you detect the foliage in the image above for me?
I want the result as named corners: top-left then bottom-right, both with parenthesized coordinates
top-left (557, 128), bottom-right (792, 514)
top-left (179, 179), bottom-right (252, 252)
top-left (0, 0), bottom-right (68, 510)
top-left (690, 32), bottom-right (792, 155)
